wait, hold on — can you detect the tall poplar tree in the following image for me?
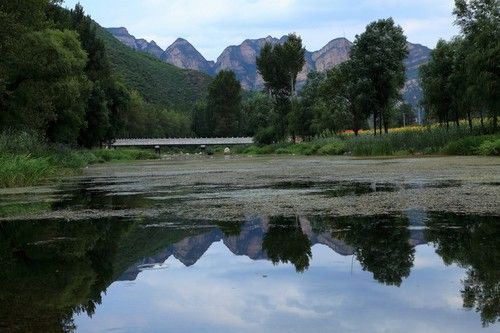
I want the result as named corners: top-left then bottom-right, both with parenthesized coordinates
top-left (350, 18), bottom-right (408, 135)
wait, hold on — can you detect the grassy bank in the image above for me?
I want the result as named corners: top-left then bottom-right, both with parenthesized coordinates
top-left (0, 132), bottom-right (158, 188)
top-left (240, 126), bottom-right (500, 157)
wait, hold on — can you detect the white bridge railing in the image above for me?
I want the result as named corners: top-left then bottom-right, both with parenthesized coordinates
top-left (111, 137), bottom-right (254, 147)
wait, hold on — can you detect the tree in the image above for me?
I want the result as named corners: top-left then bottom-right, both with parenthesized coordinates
top-left (425, 214), bottom-right (500, 326)
top-left (396, 102), bottom-right (415, 127)
top-left (262, 216), bottom-right (312, 273)
top-left (454, 0), bottom-right (499, 131)
top-left (6, 28), bottom-right (90, 144)
top-left (206, 70), bottom-right (242, 137)
top-left (321, 61), bottom-right (372, 135)
top-left (192, 100), bottom-right (210, 137)
top-left (289, 72), bottom-right (325, 139)
top-left (240, 92), bottom-right (273, 136)
top-left (350, 18), bottom-right (408, 135)
top-left (79, 84), bottom-right (110, 148)
top-left (420, 39), bottom-right (457, 128)
top-left (256, 33), bottom-right (306, 139)
top-left (331, 216), bottom-right (415, 286)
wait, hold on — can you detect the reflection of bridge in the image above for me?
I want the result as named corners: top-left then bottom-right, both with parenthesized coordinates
top-left (111, 137), bottom-right (254, 148)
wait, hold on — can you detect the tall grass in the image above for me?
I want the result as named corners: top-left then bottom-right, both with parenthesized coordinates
top-left (0, 155), bottom-right (53, 188)
top-left (0, 132), bottom-right (158, 188)
top-left (242, 125), bottom-right (499, 157)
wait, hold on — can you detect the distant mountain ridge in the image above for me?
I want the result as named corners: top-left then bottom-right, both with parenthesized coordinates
top-left (106, 27), bottom-right (431, 106)
top-left (97, 26), bottom-right (211, 111)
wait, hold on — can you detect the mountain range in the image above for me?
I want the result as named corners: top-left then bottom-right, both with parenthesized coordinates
top-left (107, 27), bottom-right (432, 107)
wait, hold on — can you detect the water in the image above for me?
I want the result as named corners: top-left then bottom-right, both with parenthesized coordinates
top-left (1, 212), bottom-right (499, 332)
top-left (0, 157), bottom-right (499, 332)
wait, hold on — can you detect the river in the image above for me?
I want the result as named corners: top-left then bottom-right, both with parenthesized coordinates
top-left (0, 156), bottom-right (499, 332)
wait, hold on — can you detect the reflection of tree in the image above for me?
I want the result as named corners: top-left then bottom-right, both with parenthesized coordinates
top-left (331, 216), bottom-right (414, 286)
top-left (0, 218), bottom-right (134, 333)
top-left (53, 180), bottom-right (151, 211)
top-left (425, 214), bottom-right (500, 327)
top-left (215, 221), bottom-right (243, 237)
top-left (262, 216), bottom-right (312, 272)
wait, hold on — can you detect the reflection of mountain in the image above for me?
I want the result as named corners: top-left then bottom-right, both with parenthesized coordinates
top-left (2, 212), bottom-right (497, 331)
top-left (119, 215), bottom-right (428, 281)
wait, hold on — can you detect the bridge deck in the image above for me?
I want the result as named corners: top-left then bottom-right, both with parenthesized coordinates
top-left (111, 137), bottom-right (254, 147)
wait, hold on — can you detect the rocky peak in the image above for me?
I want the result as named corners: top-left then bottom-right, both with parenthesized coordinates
top-left (106, 27), bottom-right (130, 36)
top-left (106, 27), bottom-right (164, 58)
top-left (312, 37), bottom-right (353, 72)
top-left (161, 38), bottom-right (214, 74)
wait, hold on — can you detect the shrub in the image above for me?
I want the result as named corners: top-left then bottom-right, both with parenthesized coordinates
top-left (317, 141), bottom-right (346, 155)
top-left (477, 139), bottom-right (500, 156)
top-left (443, 135), bottom-right (498, 155)
top-left (254, 127), bottom-right (276, 145)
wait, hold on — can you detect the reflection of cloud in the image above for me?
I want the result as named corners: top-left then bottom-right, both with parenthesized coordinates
top-left (64, 0), bottom-right (458, 59)
top-left (75, 242), bottom-right (491, 333)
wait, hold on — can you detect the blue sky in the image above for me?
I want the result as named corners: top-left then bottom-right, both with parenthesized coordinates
top-left (63, 0), bottom-right (459, 60)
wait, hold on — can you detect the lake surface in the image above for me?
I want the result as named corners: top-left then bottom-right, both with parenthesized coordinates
top-left (0, 157), bottom-right (499, 332)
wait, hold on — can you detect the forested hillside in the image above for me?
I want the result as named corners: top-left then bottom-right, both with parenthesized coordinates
top-left (0, 1), bottom-right (209, 145)
top-left (96, 26), bottom-right (211, 112)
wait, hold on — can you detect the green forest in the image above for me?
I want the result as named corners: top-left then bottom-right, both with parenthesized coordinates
top-left (0, 0), bottom-right (210, 144)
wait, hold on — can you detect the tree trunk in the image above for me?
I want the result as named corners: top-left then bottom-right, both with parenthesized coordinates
top-left (378, 114), bottom-right (383, 135)
top-left (467, 111), bottom-right (473, 132)
top-left (480, 110), bottom-right (484, 132)
top-left (373, 113), bottom-right (377, 136)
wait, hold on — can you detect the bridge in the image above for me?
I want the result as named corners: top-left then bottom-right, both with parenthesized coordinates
top-left (111, 137), bottom-right (254, 148)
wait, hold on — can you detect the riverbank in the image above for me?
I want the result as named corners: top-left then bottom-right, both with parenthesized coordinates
top-left (0, 133), bottom-right (158, 188)
top-left (238, 127), bottom-right (500, 157)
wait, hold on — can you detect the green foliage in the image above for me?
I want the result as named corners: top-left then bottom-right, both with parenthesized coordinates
top-left (254, 126), bottom-right (277, 145)
top-left (245, 125), bottom-right (498, 157)
top-left (0, 155), bottom-right (53, 188)
top-left (95, 26), bottom-right (211, 112)
top-left (256, 33), bottom-right (306, 139)
top-left (350, 18), bottom-right (408, 134)
top-left (290, 72), bottom-right (325, 137)
top-left (317, 141), bottom-right (347, 155)
top-left (0, 132), bottom-right (158, 188)
top-left (420, 39), bottom-right (458, 125)
top-left (3, 28), bottom-right (90, 144)
top-left (240, 92), bottom-right (274, 136)
top-left (320, 61), bottom-right (371, 134)
top-left (275, 143), bottom-right (319, 155)
top-left (421, 1), bottom-right (499, 131)
top-left (119, 90), bottom-right (192, 138)
top-left (477, 139), bottom-right (500, 156)
top-left (205, 70), bottom-right (242, 137)
top-left (444, 135), bottom-right (499, 155)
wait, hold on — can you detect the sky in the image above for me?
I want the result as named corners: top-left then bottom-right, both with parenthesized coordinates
top-left (62, 0), bottom-right (459, 61)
